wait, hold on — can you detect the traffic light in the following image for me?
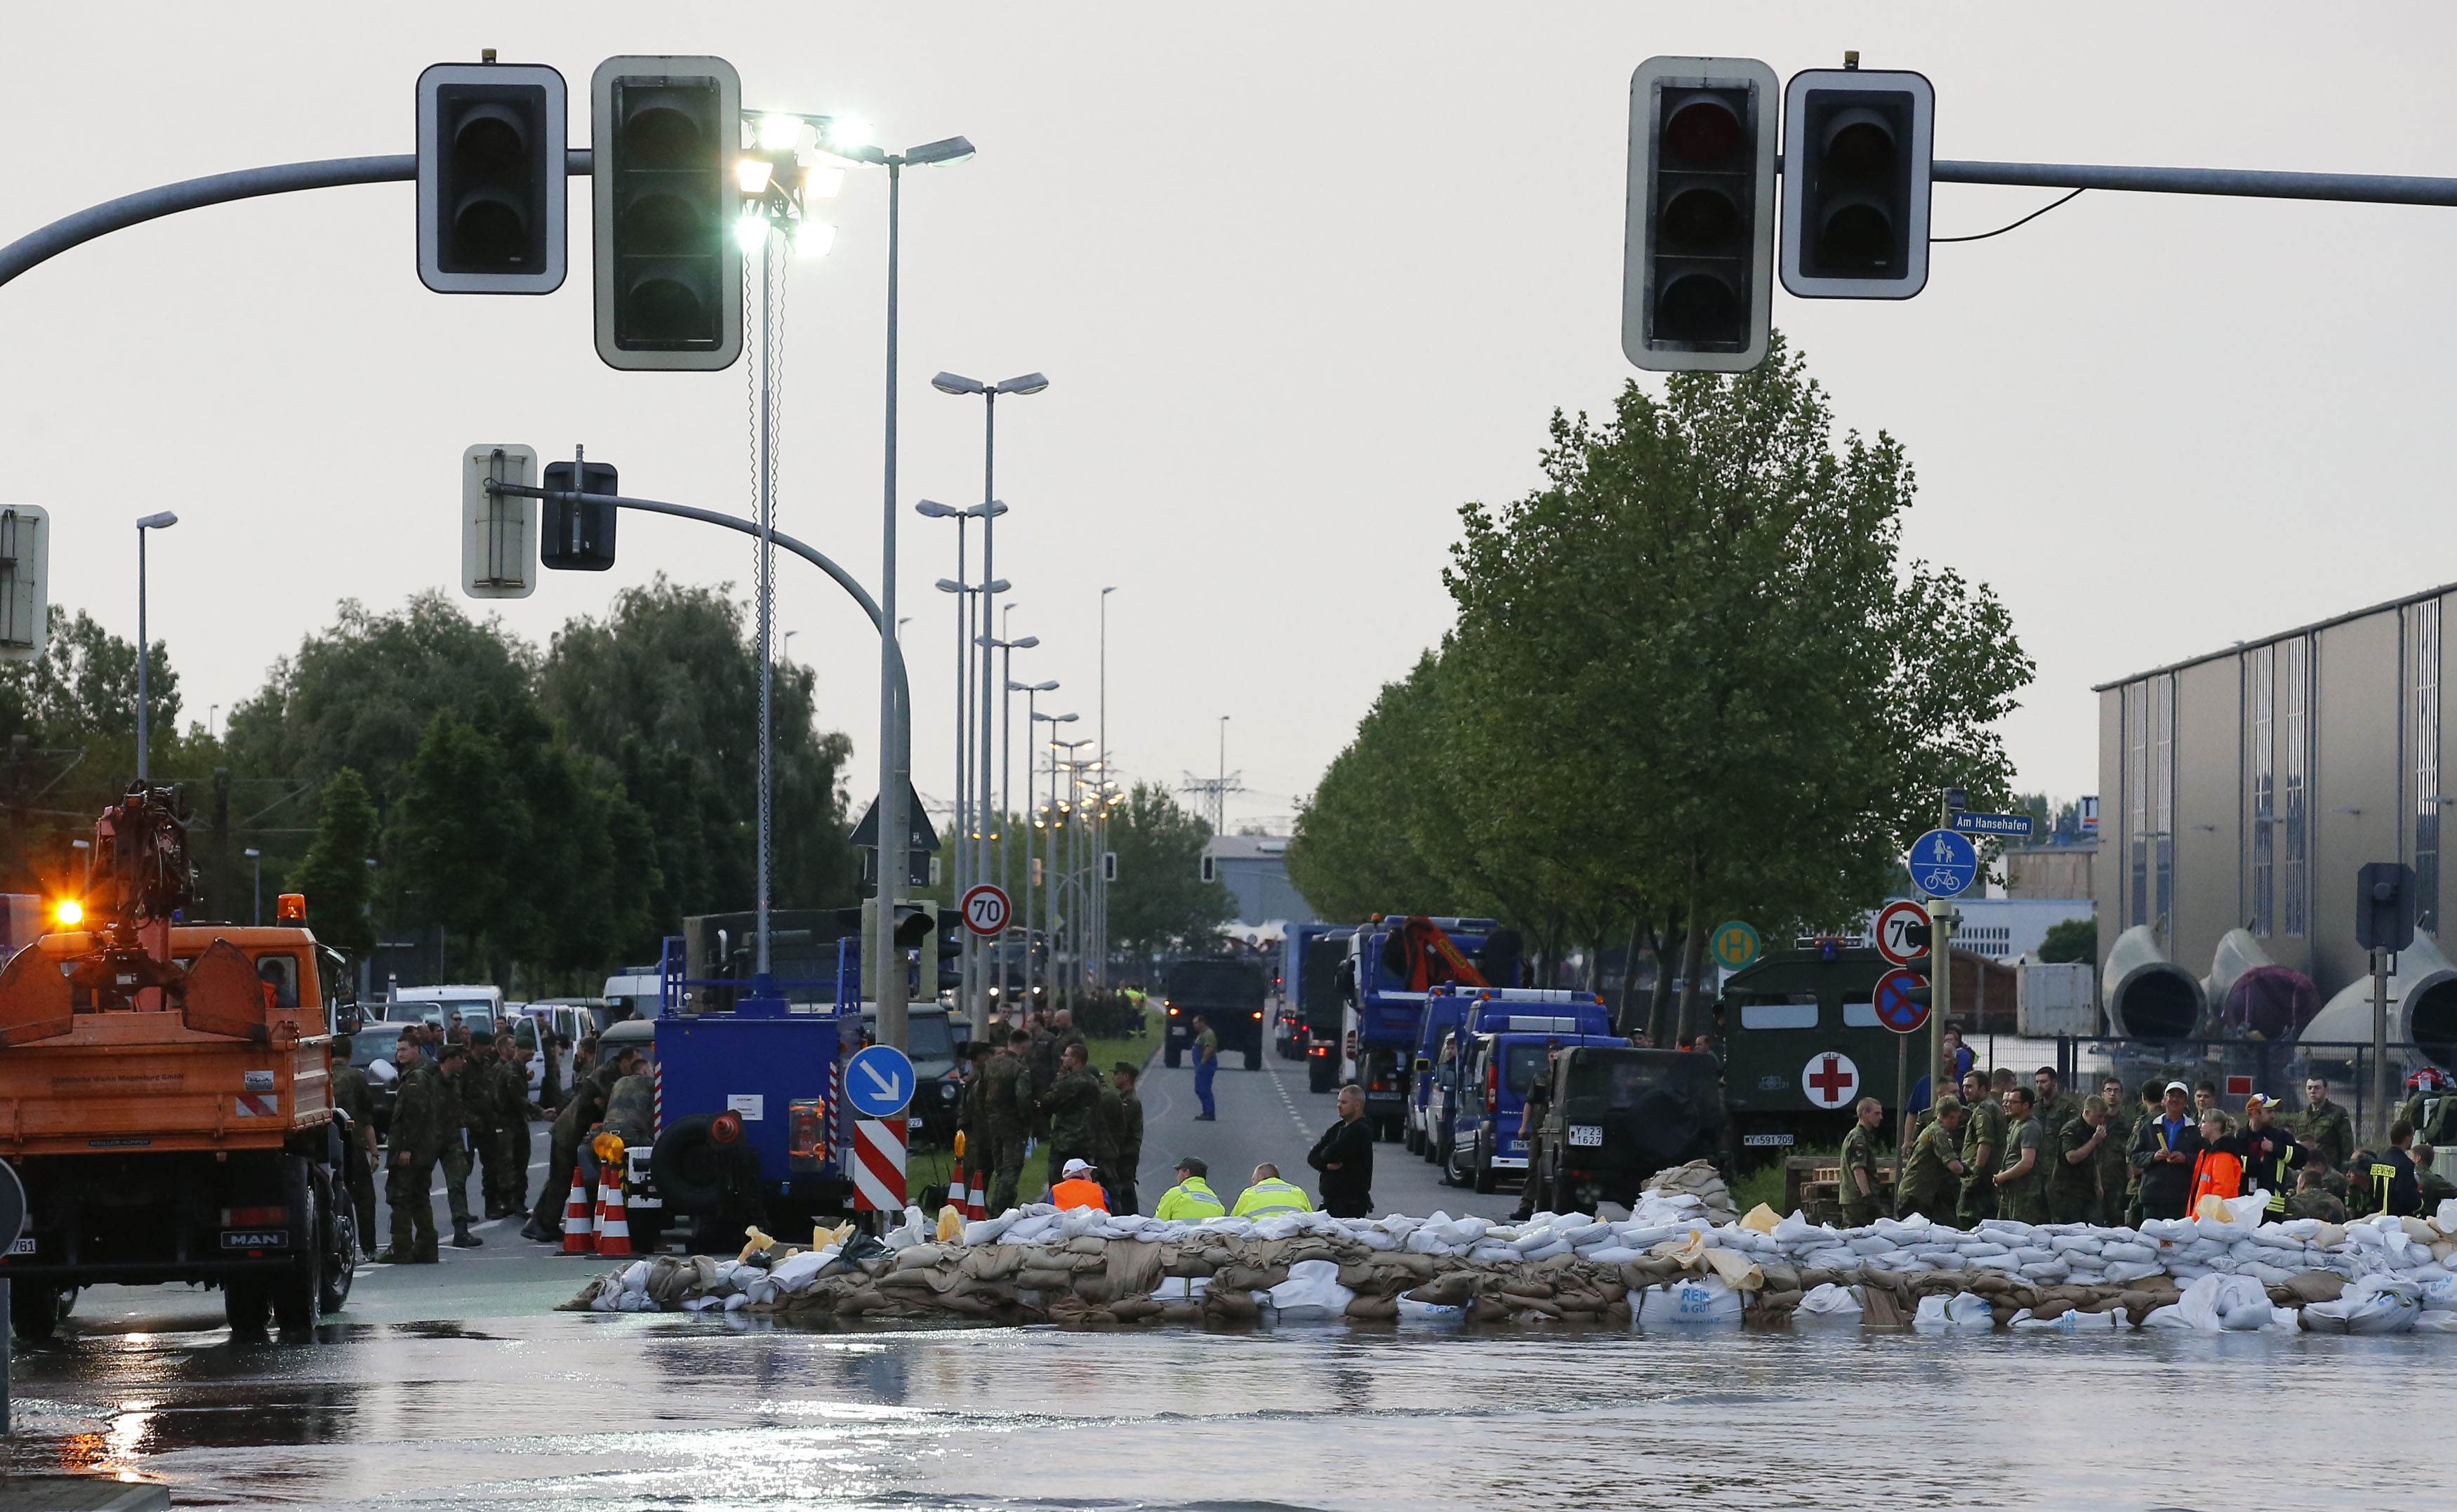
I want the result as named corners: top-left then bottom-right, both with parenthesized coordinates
top-left (936, 908), bottom-right (965, 993)
top-left (1779, 67), bottom-right (1935, 299)
top-left (0, 505), bottom-right (50, 664)
top-left (416, 62), bottom-right (567, 294)
top-left (461, 444), bottom-right (538, 599)
top-left (2357, 862), bottom-right (2417, 952)
top-left (541, 458), bottom-right (618, 571)
top-left (1623, 55), bottom-right (1777, 372)
top-left (591, 56), bottom-right (743, 371)
top-left (1900, 921), bottom-right (1935, 1009)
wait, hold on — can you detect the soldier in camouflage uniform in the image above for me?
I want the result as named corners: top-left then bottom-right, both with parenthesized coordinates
top-left (1026, 1012), bottom-right (1061, 1141)
top-left (2045, 1095), bottom-right (2111, 1225)
top-left (1838, 1096), bottom-right (1887, 1226)
top-left (979, 1030), bottom-right (1035, 1214)
top-left (2288, 1162), bottom-right (2348, 1223)
top-left (524, 1052), bottom-right (621, 1240)
top-left (458, 1031), bottom-right (503, 1219)
top-left (491, 1038), bottom-right (540, 1218)
top-left (432, 1042), bottom-right (484, 1247)
top-left (1108, 1062), bottom-right (1146, 1215)
top-left (1992, 1086), bottom-right (2049, 1224)
top-left (1895, 1097), bottom-right (1966, 1222)
top-left (2032, 1068), bottom-right (2081, 1149)
top-left (329, 1035), bottom-right (379, 1259)
top-left (1042, 1043), bottom-right (1106, 1193)
top-left (1956, 1071), bottom-right (2006, 1228)
top-left (2293, 1076), bottom-right (2356, 1174)
top-left (378, 1039), bottom-right (446, 1263)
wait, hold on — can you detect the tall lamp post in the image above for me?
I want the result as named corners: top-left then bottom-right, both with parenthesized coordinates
top-left (1055, 736), bottom-right (1097, 1014)
top-left (932, 369), bottom-right (1047, 1028)
top-left (1035, 710), bottom-right (1078, 1011)
top-left (134, 510), bottom-right (178, 781)
top-left (834, 128), bottom-right (976, 1054)
top-left (1013, 679), bottom-right (1059, 1009)
top-left (244, 846), bottom-right (262, 926)
top-left (1097, 585), bottom-right (1115, 991)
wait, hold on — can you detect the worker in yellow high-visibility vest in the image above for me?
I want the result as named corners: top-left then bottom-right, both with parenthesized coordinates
top-left (1230, 1162), bottom-right (1313, 1218)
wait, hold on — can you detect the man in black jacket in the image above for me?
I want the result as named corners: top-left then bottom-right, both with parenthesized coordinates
top-left (1309, 1084), bottom-right (1376, 1217)
top-left (2128, 1080), bottom-right (2204, 1221)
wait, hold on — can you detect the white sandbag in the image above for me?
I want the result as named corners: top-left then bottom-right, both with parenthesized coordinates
top-left (1466, 1240), bottom-right (1519, 1264)
top-left (2420, 1273), bottom-right (2457, 1312)
top-left (1151, 1275), bottom-right (1210, 1301)
top-left (2013, 1306), bottom-right (2124, 1332)
top-left (1846, 1233), bottom-right (1897, 1256)
top-left (2412, 1310), bottom-right (2457, 1333)
top-left (723, 1290), bottom-right (750, 1311)
top-left (1403, 1229), bottom-right (1457, 1256)
top-left (2098, 1241), bottom-right (2157, 1265)
top-left (1635, 1275), bottom-right (1744, 1325)
top-left (962, 1213), bottom-right (1019, 1245)
top-left (2437, 1198), bottom-right (2457, 1233)
top-left (2015, 1259), bottom-right (2073, 1283)
top-left (1003, 1214), bottom-right (1058, 1245)
top-left (767, 1249), bottom-right (830, 1293)
top-left (1518, 1238), bottom-right (1574, 1262)
top-left (2140, 1304), bottom-right (2195, 1329)
top-left (1796, 1282), bottom-right (1863, 1318)
top-left (1267, 1259), bottom-right (1355, 1320)
top-left (1395, 1296), bottom-right (1466, 1322)
top-left (1353, 1228), bottom-right (1398, 1252)
top-left (1582, 1245), bottom-right (1646, 1266)
top-left (1913, 1292), bottom-right (1993, 1329)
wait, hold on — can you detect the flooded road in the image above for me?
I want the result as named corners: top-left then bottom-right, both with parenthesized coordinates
top-left (8, 1309), bottom-right (2449, 1511)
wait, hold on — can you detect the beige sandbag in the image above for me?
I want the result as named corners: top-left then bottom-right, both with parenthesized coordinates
top-left (1739, 1202), bottom-right (1781, 1234)
top-left (2284, 1270), bottom-right (2346, 1305)
top-left (936, 1205), bottom-right (965, 1242)
top-left (1345, 1294), bottom-right (1400, 1320)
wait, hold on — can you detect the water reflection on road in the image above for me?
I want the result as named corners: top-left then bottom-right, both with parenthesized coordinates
top-left (6, 1313), bottom-right (2447, 1509)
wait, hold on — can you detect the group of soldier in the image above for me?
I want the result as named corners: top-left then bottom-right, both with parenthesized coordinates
top-left (1847, 1063), bottom-right (2455, 1231)
top-left (957, 1007), bottom-right (1146, 1215)
top-left (330, 1023), bottom-right (552, 1264)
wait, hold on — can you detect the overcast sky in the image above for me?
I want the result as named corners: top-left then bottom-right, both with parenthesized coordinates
top-left (6, 4), bottom-right (2453, 838)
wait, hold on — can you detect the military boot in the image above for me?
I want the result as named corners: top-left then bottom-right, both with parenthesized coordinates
top-left (451, 1221), bottom-right (484, 1249)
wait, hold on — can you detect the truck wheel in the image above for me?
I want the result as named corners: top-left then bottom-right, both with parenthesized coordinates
top-left (1306, 1056), bottom-right (1332, 1094)
top-left (274, 1176), bottom-right (323, 1335)
top-left (319, 1169), bottom-right (358, 1315)
top-left (1165, 1046), bottom-right (1182, 1070)
top-left (1471, 1141), bottom-right (1497, 1194)
top-left (223, 1277), bottom-right (271, 1338)
top-left (1244, 1047), bottom-right (1261, 1071)
top-left (9, 1283), bottom-right (66, 1343)
top-left (1403, 1118), bottom-right (1423, 1156)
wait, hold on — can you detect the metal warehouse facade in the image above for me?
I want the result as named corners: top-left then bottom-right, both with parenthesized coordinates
top-left (2095, 580), bottom-right (2451, 1006)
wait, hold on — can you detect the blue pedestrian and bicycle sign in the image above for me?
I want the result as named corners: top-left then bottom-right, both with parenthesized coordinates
top-left (1907, 828), bottom-right (1979, 898)
top-left (845, 1044), bottom-right (917, 1118)
top-left (1949, 811), bottom-right (2037, 839)
top-left (1872, 967), bottom-right (1930, 1035)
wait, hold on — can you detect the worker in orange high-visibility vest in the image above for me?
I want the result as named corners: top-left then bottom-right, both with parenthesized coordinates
top-left (2185, 1110), bottom-right (2245, 1212)
top-left (1050, 1157), bottom-right (1110, 1212)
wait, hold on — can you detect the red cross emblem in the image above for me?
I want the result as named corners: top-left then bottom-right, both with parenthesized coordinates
top-left (1804, 1052), bottom-right (1859, 1108)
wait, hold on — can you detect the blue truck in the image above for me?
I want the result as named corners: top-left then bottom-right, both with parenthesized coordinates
top-left (1280, 924), bottom-right (1355, 1094)
top-left (1408, 988), bottom-right (1615, 1167)
top-left (1338, 916), bottom-right (1520, 1141)
top-left (1438, 1013), bottom-right (1628, 1195)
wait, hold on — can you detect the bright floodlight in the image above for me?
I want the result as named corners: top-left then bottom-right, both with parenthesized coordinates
top-left (734, 212), bottom-right (770, 253)
top-left (53, 898), bottom-right (82, 927)
top-left (757, 114), bottom-right (804, 151)
top-left (996, 372), bottom-right (1051, 395)
top-left (906, 135), bottom-right (975, 166)
top-left (932, 371), bottom-right (986, 395)
top-left (829, 115), bottom-right (875, 150)
top-left (795, 221), bottom-right (836, 258)
top-left (802, 164), bottom-right (845, 199)
top-left (736, 158), bottom-right (774, 194)
top-left (136, 511), bottom-right (178, 529)
top-left (915, 500), bottom-right (960, 518)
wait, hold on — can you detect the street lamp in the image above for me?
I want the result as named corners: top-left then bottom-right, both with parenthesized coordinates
top-left (1097, 585), bottom-right (1116, 992)
top-left (244, 846), bottom-right (262, 926)
top-left (1054, 734), bottom-right (1097, 1016)
top-left (829, 126), bottom-right (975, 1054)
top-left (1013, 679), bottom-right (1059, 1006)
top-left (918, 496), bottom-right (1010, 1009)
top-left (134, 510), bottom-right (178, 780)
top-left (934, 368), bottom-right (1047, 1028)
top-left (1032, 709), bottom-right (1078, 1008)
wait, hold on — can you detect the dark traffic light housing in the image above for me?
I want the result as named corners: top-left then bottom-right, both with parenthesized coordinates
top-left (541, 458), bottom-right (618, 571)
top-left (2356, 861), bottom-right (2417, 952)
top-left (592, 56), bottom-right (743, 371)
top-left (1624, 56), bottom-right (1777, 372)
top-left (1780, 67), bottom-right (1935, 299)
top-left (1900, 921), bottom-right (1935, 1007)
top-left (416, 62), bottom-right (567, 294)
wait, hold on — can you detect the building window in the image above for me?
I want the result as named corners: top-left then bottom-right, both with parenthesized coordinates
top-left (2251, 643), bottom-right (2275, 936)
top-left (2412, 601), bottom-right (2442, 933)
top-left (2284, 636), bottom-right (2310, 936)
top-left (2154, 673), bottom-right (2175, 930)
top-left (2127, 682), bottom-right (2149, 928)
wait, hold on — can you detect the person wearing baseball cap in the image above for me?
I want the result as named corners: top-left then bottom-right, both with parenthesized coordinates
top-left (2237, 1093), bottom-right (2305, 1223)
top-left (1051, 1157), bottom-right (1110, 1213)
top-left (1153, 1156), bottom-right (1224, 1220)
top-left (2126, 1079), bottom-right (2204, 1221)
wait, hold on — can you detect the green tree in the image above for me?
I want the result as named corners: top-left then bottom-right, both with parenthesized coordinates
top-left (391, 711), bottom-right (525, 977)
top-left (291, 766), bottom-right (377, 957)
top-left (2037, 916), bottom-right (2096, 964)
top-left (1106, 782), bottom-right (1236, 960)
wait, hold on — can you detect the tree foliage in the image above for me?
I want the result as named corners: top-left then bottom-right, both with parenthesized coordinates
top-left (293, 766), bottom-right (376, 957)
top-left (1292, 333), bottom-right (2034, 1035)
top-left (1106, 782), bottom-right (1236, 960)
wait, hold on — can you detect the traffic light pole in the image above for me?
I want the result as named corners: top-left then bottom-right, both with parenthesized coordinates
top-left (486, 478), bottom-right (917, 1043)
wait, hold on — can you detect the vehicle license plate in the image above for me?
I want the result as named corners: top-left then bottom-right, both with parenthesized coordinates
top-left (1568, 1125), bottom-right (1603, 1147)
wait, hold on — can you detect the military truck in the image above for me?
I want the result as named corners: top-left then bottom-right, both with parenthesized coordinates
top-left (1530, 1045), bottom-right (1729, 1213)
top-left (1718, 946), bottom-right (1923, 1163)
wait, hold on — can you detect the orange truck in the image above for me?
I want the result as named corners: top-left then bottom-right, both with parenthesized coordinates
top-left (0, 784), bottom-right (355, 1341)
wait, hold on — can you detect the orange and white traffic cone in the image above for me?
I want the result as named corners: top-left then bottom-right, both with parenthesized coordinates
top-left (595, 1167), bottom-right (633, 1258)
top-left (560, 1166), bottom-right (597, 1255)
top-left (967, 1162), bottom-right (988, 1221)
top-left (948, 1160), bottom-right (971, 1216)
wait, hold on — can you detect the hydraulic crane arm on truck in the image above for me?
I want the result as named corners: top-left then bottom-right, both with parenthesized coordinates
top-left (0, 782), bottom-right (351, 1341)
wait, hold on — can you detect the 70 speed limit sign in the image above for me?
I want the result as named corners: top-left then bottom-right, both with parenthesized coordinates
top-left (1874, 900), bottom-right (1930, 967)
top-left (960, 883), bottom-right (1012, 937)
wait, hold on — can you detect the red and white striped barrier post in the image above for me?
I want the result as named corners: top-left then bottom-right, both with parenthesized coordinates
top-left (851, 1117), bottom-right (908, 1214)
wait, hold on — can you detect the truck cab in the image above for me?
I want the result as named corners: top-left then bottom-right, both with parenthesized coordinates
top-left (1160, 955), bottom-right (1269, 1070)
top-left (1282, 924), bottom-right (1353, 1093)
top-left (1717, 946), bottom-right (1914, 1163)
top-left (1532, 1046), bottom-right (1729, 1214)
top-left (1340, 915), bottom-right (1517, 1140)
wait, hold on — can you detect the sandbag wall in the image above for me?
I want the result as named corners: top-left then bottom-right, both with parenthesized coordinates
top-left (562, 1188), bottom-right (2457, 1337)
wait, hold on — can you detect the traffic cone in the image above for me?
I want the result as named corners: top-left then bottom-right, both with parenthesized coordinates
top-left (948, 1160), bottom-right (972, 1216)
top-left (595, 1167), bottom-right (633, 1258)
top-left (966, 1162), bottom-right (988, 1221)
top-left (560, 1166), bottom-right (597, 1255)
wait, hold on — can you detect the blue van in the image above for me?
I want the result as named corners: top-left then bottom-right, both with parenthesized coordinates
top-left (1412, 988), bottom-right (1615, 1175)
top-left (1441, 1023), bottom-right (1627, 1195)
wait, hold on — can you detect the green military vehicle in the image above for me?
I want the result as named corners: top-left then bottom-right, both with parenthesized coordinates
top-left (1718, 946), bottom-right (1925, 1164)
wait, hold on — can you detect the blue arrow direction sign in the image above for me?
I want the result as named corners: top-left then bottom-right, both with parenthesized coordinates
top-left (1950, 811), bottom-right (2037, 839)
top-left (1907, 828), bottom-right (1980, 898)
top-left (845, 1044), bottom-right (916, 1118)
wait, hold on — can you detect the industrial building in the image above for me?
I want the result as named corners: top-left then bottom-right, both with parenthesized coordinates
top-left (2094, 579), bottom-right (2457, 1070)
top-left (1203, 833), bottom-right (1316, 928)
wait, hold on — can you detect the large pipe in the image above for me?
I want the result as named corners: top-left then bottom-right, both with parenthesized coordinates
top-left (2201, 928), bottom-right (2322, 1042)
top-left (2102, 924), bottom-right (2206, 1040)
top-left (2303, 928), bottom-right (2457, 1073)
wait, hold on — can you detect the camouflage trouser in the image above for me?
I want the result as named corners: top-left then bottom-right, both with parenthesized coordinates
top-left (1955, 1179), bottom-right (1992, 1230)
top-left (439, 1139), bottom-right (475, 1225)
top-left (386, 1151), bottom-right (439, 1260)
top-left (1996, 1186), bottom-right (2048, 1224)
top-left (530, 1132), bottom-right (582, 1233)
top-left (489, 1120), bottom-right (531, 1212)
top-left (983, 1131), bottom-right (1027, 1216)
top-left (2047, 1187), bottom-right (2098, 1226)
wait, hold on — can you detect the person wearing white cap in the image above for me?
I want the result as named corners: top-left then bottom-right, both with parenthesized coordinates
top-left (2126, 1080), bottom-right (2204, 1220)
top-left (1050, 1157), bottom-right (1109, 1212)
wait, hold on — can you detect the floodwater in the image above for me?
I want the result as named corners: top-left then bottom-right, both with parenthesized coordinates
top-left (6, 1311), bottom-right (2449, 1510)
